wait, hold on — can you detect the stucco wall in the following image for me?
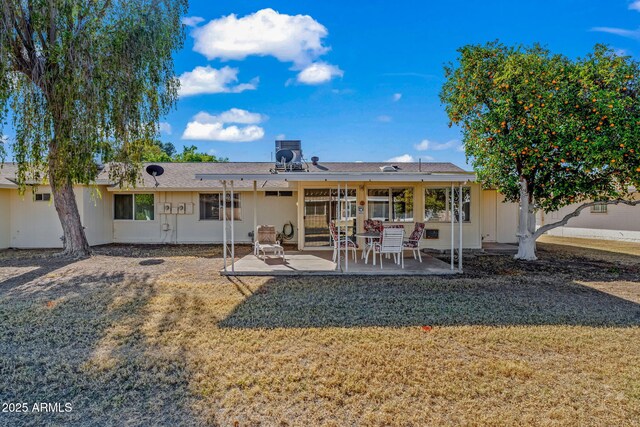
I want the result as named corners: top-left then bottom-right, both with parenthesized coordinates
top-left (295, 181), bottom-right (484, 250)
top-left (540, 193), bottom-right (640, 242)
top-left (112, 190), bottom-right (299, 244)
top-left (82, 187), bottom-right (113, 246)
top-left (0, 189), bottom-right (10, 249)
top-left (8, 186), bottom-right (65, 248)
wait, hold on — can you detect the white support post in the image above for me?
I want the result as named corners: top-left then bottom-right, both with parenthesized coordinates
top-left (222, 180), bottom-right (227, 273)
top-left (458, 183), bottom-right (463, 272)
top-left (345, 182), bottom-right (349, 272)
top-left (337, 182), bottom-right (342, 271)
top-left (230, 180), bottom-right (235, 273)
top-left (450, 182), bottom-right (454, 270)
top-left (253, 180), bottom-right (258, 247)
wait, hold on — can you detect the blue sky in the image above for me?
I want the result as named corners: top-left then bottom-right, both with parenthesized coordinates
top-left (7, 0), bottom-right (640, 166)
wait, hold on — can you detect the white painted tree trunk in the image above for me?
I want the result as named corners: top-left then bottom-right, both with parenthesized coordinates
top-left (515, 178), bottom-right (538, 260)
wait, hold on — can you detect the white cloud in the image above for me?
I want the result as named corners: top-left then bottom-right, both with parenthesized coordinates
top-left (419, 155), bottom-right (435, 161)
top-left (159, 122), bottom-right (172, 135)
top-left (182, 108), bottom-right (266, 142)
top-left (192, 8), bottom-right (330, 66)
top-left (591, 26), bottom-right (640, 39)
top-left (376, 115), bottom-right (392, 123)
top-left (392, 93), bottom-right (402, 102)
top-left (276, 133), bottom-right (286, 140)
top-left (195, 108), bottom-right (266, 125)
top-left (296, 62), bottom-right (343, 84)
top-left (386, 154), bottom-right (415, 163)
top-left (178, 66), bottom-right (258, 97)
top-left (414, 139), bottom-right (461, 151)
top-left (630, 1), bottom-right (640, 11)
top-left (207, 148), bottom-right (217, 155)
top-left (182, 16), bottom-right (205, 27)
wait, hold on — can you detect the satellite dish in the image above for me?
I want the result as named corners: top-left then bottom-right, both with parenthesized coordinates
top-left (275, 149), bottom-right (294, 164)
top-left (145, 164), bottom-right (164, 188)
top-left (146, 164), bottom-right (164, 177)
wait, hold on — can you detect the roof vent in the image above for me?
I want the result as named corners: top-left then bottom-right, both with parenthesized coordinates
top-left (380, 165), bottom-right (399, 172)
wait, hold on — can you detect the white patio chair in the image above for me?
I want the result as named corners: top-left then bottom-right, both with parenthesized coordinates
top-left (254, 225), bottom-right (285, 260)
top-left (373, 227), bottom-right (405, 269)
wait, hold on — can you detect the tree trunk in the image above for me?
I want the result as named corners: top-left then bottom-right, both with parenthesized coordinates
top-left (50, 174), bottom-right (91, 257)
top-left (515, 177), bottom-right (538, 260)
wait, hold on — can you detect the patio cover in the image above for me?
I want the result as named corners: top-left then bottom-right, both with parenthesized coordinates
top-left (196, 171), bottom-right (474, 274)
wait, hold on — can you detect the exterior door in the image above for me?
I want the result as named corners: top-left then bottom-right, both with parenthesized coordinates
top-left (303, 188), bottom-right (356, 247)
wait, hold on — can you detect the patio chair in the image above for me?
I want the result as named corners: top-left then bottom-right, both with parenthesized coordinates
top-left (403, 222), bottom-right (426, 262)
top-left (329, 220), bottom-right (358, 263)
top-left (372, 226), bottom-right (405, 269)
top-left (254, 225), bottom-right (285, 260)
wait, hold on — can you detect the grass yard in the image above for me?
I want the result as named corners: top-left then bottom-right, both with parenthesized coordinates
top-left (1, 241), bottom-right (639, 426)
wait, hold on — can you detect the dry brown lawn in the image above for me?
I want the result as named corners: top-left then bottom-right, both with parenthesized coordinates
top-left (0, 242), bottom-right (639, 426)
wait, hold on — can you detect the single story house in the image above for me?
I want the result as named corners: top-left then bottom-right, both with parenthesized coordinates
top-left (0, 155), bottom-right (519, 251)
top-left (3, 134), bottom-right (636, 260)
top-left (538, 190), bottom-right (640, 243)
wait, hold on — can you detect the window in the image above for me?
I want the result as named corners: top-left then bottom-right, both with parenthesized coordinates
top-left (424, 189), bottom-right (448, 222)
top-left (590, 202), bottom-right (608, 213)
top-left (199, 193), bottom-right (241, 220)
top-left (425, 187), bottom-right (471, 222)
top-left (34, 193), bottom-right (51, 202)
top-left (367, 188), bottom-right (413, 222)
top-left (265, 190), bottom-right (293, 197)
top-left (114, 194), bottom-right (155, 220)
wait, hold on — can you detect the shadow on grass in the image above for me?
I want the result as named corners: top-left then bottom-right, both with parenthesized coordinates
top-left (0, 270), bottom-right (204, 426)
top-left (219, 276), bottom-right (640, 329)
top-left (0, 256), bottom-right (79, 294)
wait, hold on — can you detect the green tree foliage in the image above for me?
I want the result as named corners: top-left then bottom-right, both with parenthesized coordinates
top-left (141, 141), bottom-right (229, 162)
top-left (441, 42), bottom-right (640, 259)
top-left (0, 0), bottom-right (187, 256)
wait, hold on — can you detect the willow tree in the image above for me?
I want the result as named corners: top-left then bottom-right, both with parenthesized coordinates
top-left (441, 43), bottom-right (640, 260)
top-left (0, 0), bottom-right (187, 256)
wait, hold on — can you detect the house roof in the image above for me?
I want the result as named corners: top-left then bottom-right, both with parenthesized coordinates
top-left (0, 163), bottom-right (18, 188)
top-left (1, 161), bottom-right (473, 191)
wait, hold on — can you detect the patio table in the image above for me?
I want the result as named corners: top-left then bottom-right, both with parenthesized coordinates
top-left (355, 231), bottom-right (381, 264)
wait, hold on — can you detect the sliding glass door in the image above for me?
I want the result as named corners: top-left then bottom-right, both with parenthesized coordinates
top-left (303, 188), bottom-right (356, 247)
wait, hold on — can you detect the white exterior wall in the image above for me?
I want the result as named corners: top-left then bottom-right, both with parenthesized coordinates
top-left (295, 181), bottom-right (484, 250)
top-left (481, 190), bottom-right (519, 244)
top-left (82, 187), bottom-right (113, 246)
top-left (112, 190), bottom-right (299, 244)
top-left (8, 186), bottom-right (65, 248)
top-left (540, 193), bottom-right (640, 242)
top-left (0, 189), bottom-right (10, 249)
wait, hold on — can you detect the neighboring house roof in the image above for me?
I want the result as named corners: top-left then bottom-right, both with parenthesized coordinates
top-left (0, 163), bottom-right (18, 188)
top-left (1, 161), bottom-right (472, 191)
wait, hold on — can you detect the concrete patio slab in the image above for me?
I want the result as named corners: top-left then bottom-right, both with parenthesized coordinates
top-left (221, 250), bottom-right (458, 276)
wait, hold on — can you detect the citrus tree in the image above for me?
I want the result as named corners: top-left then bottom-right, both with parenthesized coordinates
top-left (0, 0), bottom-right (187, 256)
top-left (441, 42), bottom-right (640, 260)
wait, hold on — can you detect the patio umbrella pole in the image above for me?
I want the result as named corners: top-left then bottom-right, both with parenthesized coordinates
top-left (222, 180), bottom-right (227, 273)
top-left (459, 183), bottom-right (463, 272)
top-left (450, 182), bottom-right (454, 270)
